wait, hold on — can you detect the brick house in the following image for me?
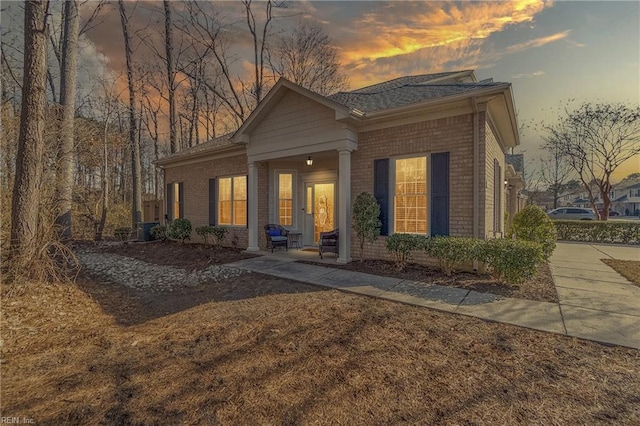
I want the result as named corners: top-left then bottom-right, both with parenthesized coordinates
top-left (156, 70), bottom-right (520, 263)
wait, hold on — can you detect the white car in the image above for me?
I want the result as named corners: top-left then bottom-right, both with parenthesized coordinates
top-left (547, 207), bottom-right (596, 220)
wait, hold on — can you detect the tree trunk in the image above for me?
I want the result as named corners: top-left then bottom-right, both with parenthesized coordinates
top-left (11, 0), bottom-right (50, 261)
top-left (55, 0), bottom-right (80, 241)
top-left (118, 0), bottom-right (142, 231)
top-left (164, 0), bottom-right (178, 154)
top-left (95, 121), bottom-right (109, 241)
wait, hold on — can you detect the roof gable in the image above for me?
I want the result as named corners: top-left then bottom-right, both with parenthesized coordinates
top-left (233, 79), bottom-right (354, 142)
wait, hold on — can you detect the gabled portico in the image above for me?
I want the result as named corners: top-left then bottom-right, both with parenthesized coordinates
top-left (233, 79), bottom-right (360, 263)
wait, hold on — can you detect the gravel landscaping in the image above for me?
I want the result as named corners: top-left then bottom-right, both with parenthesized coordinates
top-left (75, 246), bottom-right (245, 293)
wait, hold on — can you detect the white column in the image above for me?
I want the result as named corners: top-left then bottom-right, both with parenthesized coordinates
top-left (247, 161), bottom-right (259, 251)
top-left (337, 149), bottom-right (352, 263)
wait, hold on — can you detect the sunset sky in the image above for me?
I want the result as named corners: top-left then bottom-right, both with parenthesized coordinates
top-left (3, 0), bottom-right (639, 179)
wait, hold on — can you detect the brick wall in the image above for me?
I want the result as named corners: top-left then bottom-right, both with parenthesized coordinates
top-left (351, 114), bottom-right (476, 261)
top-left (164, 153), bottom-right (250, 247)
top-left (482, 118), bottom-right (506, 238)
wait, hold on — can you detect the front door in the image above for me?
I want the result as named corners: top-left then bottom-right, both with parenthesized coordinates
top-left (304, 182), bottom-right (335, 246)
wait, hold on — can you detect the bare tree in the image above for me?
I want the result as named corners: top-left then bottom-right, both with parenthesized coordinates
top-left (184, 1), bottom-right (247, 126)
top-left (545, 102), bottom-right (640, 219)
top-left (163, 0), bottom-right (179, 154)
top-left (271, 21), bottom-right (348, 95)
top-left (241, 0), bottom-right (274, 104)
top-left (10, 0), bottom-right (50, 266)
top-left (539, 140), bottom-right (575, 209)
top-left (55, 0), bottom-right (80, 241)
top-left (118, 0), bottom-right (143, 230)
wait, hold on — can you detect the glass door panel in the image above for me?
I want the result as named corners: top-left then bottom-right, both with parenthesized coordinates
top-left (313, 183), bottom-right (334, 244)
top-left (304, 182), bottom-right (335, 245)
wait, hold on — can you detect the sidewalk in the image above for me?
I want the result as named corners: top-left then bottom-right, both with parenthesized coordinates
top-left (228, 242), bottom-right (640, 349)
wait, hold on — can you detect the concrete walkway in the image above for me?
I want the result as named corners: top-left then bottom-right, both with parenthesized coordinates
top-left (228, 242), bottom-right (639, 349)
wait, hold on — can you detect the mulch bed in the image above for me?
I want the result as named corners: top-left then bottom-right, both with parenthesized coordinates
top-left (298, 258), bottom-right (559, 303)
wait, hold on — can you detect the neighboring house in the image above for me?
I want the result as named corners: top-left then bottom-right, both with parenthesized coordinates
top-left (526, 190), bottom-right (554, 211)
top-left (156, 70), bottom-right (519, 263)
top-left (610, 176), bottom-right (640, 216)
top-left (505, 154), bottom-right (527, 223)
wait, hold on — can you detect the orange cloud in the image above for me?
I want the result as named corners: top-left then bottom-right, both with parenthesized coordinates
top-left (505, 31), bottom-right (570, 54)
top-left (340, 0), bottom-right (550, 64)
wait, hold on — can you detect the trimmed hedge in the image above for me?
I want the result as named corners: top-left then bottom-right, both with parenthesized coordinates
top-left (386, 233), bottom-right (421, 270)
top-left (150, 225), bottom-right (167, 241)
top-left (167, 218), bottom-right (192, 243)
top-left (386, 234), bottom-right (545, 284)
top-left (509, 205), bottom-right (557, 261)
top-left (554, 220), bottom-right (640, 245)
top-left (424, 237), bottom-right (480, 276)
top-left (196, 225), bottom-right (228, 246)
top-left (477, 239), bottom-right (543, 284)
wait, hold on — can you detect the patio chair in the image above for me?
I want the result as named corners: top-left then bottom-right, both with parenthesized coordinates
top-left (264, 224), bottom-right (289, 252)
top-left (319, 228), bottom-right (339, 259)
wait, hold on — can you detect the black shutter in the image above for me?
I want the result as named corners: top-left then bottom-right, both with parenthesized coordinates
top-left (430, 152), bottom-right (450, 236)
top-left (178, 182), bottom-right (184, 219)
top-left (209, 178), bottom-right (216, 225)
top-left (374, 159), bottom-right (390, 236)
top-left (166, 183), bottom-right (173, 222)
top-left (246, 175), bottom-right (249, 228)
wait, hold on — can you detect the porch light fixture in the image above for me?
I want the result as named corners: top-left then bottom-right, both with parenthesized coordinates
top-left (504, 179), bottom-right (508, 187)
top-left (306, 156), bottom-right (313, 166)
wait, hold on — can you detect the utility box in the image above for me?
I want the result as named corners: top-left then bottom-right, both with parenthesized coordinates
top-left (137, 222), bottom-right (160, 241)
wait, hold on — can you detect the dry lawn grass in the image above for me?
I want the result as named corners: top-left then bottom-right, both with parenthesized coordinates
top-left (602, 259), bottom-right (640, 286)
top-left (2, 276), bottom-right (639, 425)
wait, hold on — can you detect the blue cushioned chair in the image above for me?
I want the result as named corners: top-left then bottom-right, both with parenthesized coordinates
top-left (264, 224), bottom-right (289, 252)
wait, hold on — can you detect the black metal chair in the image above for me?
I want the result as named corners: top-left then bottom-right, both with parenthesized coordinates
top-left (264, 224), bottom-right (289, 252)
top-left (319, 228), bottom-right (339, 259)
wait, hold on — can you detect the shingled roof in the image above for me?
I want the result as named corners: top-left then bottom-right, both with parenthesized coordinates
top-left (328, 79), bottom-right (507, 113)
top-left (346, 71), bottom-right (473, 94)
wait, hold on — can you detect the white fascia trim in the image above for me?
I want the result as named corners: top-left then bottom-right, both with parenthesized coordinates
top-left (154, 145), bottom-right (246, 168)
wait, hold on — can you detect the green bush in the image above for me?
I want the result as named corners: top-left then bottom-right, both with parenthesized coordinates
top-left (352, 192), bottom-right (381, 262)
top-left (150, 225), bottom-right (167, 241)
top-left (386, 233), bottom-right (421, 270)
top-left (211, 227), bottom-right (228, 246)
top-left (478, 239), bottom-right (543, 284)
top-left (508, 205), bottom-right (557, 260)
top-left (114, 227), bottom-right (131, 242)
top-left (554, 220), bottom-right (640, 245)
top-left (168, 218), bottom-right (192, 243)
top-left (196, 225), bottom-right (214, 245)
top-left (424, 237), bottom-right (480, 276)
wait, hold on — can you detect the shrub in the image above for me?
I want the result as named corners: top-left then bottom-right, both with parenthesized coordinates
top-left (114, 227), bottom-right (131, 243)
top-left (386, 233), bottom-right (421, 271)
top-left (167, 218), bottom-right (192, 243)
top-left (424, 237), bottom-right (480, 276)
top-left (211, 227), bottom-right (228, 247)
top-left (352, 192), bottom-right (381, 262)
top-left (478, 239), bottom-right (543, 284)
top-left (196, 225), bottom-right (215, 245)
top-left (554, 220), bottom-right (640, 245)
top-left (508, 205), bottom-right (557, 260)
top-left (150, 225), bottom-right (167, 241)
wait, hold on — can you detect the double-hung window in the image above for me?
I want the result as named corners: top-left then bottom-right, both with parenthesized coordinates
top-left (277, 173), bottom-right (293, 226)
top-left (166, 182), bottom-right (183, 220)
top-left (218, 176), bottom-right (247, 226)
top-left (394, 156), bottom-right (427, 234)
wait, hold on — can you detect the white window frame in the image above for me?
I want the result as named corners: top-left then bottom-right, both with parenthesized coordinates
top-left (274, 170), bottom-right (297, 229)
top-left (390, 153), bottom-right (430, 235)
top-left (217, 175), bottom-right (247, 227)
